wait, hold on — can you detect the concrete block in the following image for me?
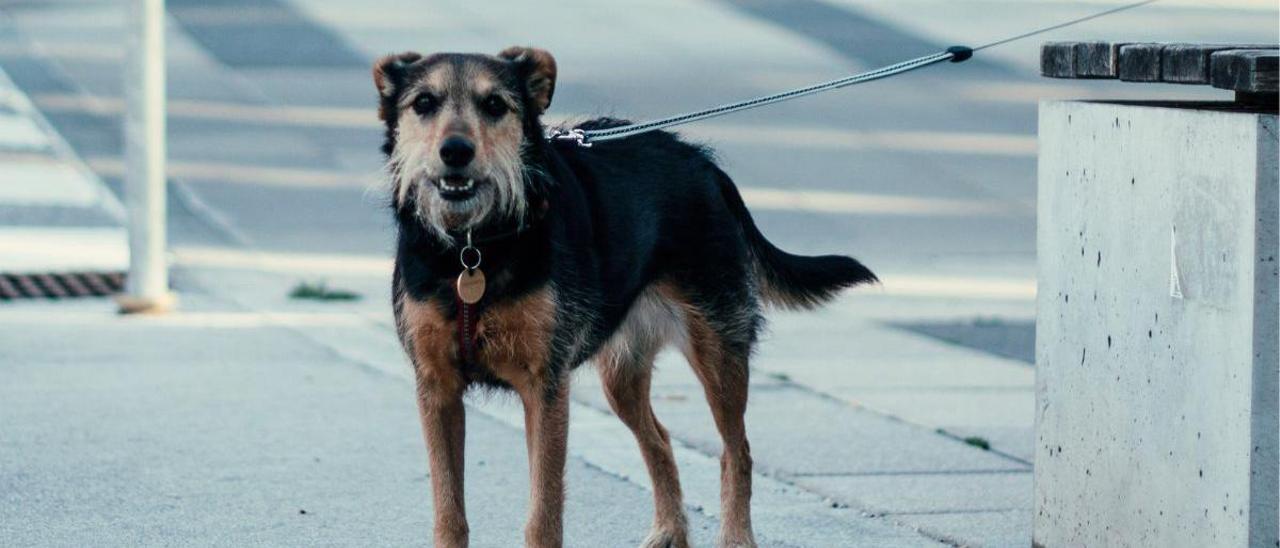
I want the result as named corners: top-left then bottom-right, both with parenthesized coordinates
top-left (1035, 101), bottom-right (1278, 547)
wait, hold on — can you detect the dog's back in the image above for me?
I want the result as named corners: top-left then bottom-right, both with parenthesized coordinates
top-left (548, 118), bottom-right (878, 331)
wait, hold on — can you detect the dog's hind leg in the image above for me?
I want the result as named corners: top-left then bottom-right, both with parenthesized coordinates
top-left (682, 311), bottom-right (757, 548)
top-left (598, 350), bottom-right (690, 548)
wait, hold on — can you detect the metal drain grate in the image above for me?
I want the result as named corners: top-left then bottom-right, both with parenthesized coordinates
top-left (0, 272), bottom-right (126, 300)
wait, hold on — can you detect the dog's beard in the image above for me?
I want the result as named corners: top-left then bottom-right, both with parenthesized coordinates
top-left (387, 138), bottom-right (529, 243)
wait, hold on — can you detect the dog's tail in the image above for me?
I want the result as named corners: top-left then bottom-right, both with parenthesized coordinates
top-left (713, 169), bottom-right (878, 310)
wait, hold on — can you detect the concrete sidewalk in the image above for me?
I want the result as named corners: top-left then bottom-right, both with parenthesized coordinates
top-left (0, 296), bottom-right (725, 547)
top-left (165, 245), bottom-right (1034, 547)
top-left (1, 249), bottom-right (1033, 546)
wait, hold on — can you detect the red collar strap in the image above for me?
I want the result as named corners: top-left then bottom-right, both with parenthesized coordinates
top-left (456, 297), bottom-right (480, 366)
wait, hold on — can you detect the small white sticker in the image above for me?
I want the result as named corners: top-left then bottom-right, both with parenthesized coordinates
top-left (1169, 225), bottom-right (1183, 299)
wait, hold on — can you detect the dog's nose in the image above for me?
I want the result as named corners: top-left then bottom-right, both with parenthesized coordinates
top-left (439, 136), bottom-right (475, 168)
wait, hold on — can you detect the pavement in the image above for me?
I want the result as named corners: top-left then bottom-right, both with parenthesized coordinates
top-left (0, 0), bottom-right (1273, 546)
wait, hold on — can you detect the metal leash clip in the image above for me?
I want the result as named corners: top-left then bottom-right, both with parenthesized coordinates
top-left (546, 128), bottom-right (592, 148)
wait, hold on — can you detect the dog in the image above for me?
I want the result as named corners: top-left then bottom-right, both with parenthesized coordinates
top-left (376, 46), bottom-right (877, 548)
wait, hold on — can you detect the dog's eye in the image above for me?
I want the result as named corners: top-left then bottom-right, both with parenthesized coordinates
top-left (412, 93), bottom-right (439, 116)
top-left (480, 95), bottom-right (507, 118)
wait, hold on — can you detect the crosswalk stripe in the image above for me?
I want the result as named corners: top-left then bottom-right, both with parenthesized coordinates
top-left (88, 154), bottom-right (1026, 217)
top-left (36, 93), bottom-right (1036, 156)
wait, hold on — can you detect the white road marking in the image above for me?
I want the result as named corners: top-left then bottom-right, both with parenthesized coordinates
top-left (680, 123), bottom-right (1036, 157)
top-left (86, 156), bottom-right (381, 188)
top-left (0, 158), bottom-right (108, 207)
top-left (877, 274), bottom-right (1037, 300)
top-left (38, 93), bottom-right (1036, 156)
top-left (173, 246), bottom-right (392, 275)
top-left (0, 42), bottom-right (125, 62)
top-left (173, 246), bottom-right (1036, 299)
top-left (0, 227), bottom-right (128, 273)
top-left (740, 187), bottom-right (1024, 216)
top-left (0, 66), bottom-right (125, 218)
top-left (89, 154), bottom-right (1029, 218)
top-left (0, 112), bottom-right (50, 151)
top-left (34, 93), bottom-right (378, 128)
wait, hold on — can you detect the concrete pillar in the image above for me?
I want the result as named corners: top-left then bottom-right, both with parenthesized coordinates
top-left (1035, 100), bottom-right (1278, 547)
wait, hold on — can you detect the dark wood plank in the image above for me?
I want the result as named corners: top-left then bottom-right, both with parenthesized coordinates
top-left (1163, 44), bottom-right (1226, 84)
top-left (1211, 49), bottom-right (1279, 93)
top-left (1162, 44), bottom-right (1277, 84)
top-left (1118, 43), bottom-right (1163, 82)
top-left (1041, 42), bottom-right (1077, 78)
top-left (1073, 41), bottom-right (1123, 78)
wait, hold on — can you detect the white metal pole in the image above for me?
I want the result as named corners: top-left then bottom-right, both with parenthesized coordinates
top-left (118, 0), bottom-right (172, 313)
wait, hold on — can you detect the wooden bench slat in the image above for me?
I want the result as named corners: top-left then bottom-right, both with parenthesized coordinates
top-left (1118, 43), bottom-right (1163, 82)
top-left (1041, 42), bottom-right (1076, 78)
top-left (1211, 49), bottom-right (1279, 93)
top-left (1042, 41), bottom-right (1278, 93)
top-left (1074, 41), bottom-right (1123, 78)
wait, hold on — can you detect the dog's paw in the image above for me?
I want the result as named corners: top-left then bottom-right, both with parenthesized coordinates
top-left (715, 534), bottom-right (757, 548)
top-left (641, 526), bottom-right (690, 548)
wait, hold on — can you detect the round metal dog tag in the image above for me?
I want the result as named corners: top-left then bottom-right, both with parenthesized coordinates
top-left (456, 268), bottom-right (486, 304)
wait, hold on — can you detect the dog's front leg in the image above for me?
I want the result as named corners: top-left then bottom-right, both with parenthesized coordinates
top-left (416, 375), bottom-right (469, 547)
top-left (519, 378), bottom-right (570, 548)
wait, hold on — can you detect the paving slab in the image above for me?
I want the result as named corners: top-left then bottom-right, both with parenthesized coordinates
top-left (755, 312), bottom-right (1034, 391)
top-left (792, 471), bottom-right (1032, 515)
top-left (832, 388), bottom-right (1034, 430)
top-left (901, 509), bottom-right (1032, 548)
top-left (575, 383), bottom-right (1027, 476)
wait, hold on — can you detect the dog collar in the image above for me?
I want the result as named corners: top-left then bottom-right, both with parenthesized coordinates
top-left (445, 199), bottom-right (549, 249)
top-left (449, 200), bottom-right (549, 366)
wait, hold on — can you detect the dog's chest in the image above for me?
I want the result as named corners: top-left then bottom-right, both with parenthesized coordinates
top-left (400, 286), bottom-right (559, 387)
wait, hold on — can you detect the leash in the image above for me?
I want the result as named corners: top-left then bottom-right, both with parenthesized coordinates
top-left (547, 0), bottom-right (1158, 147)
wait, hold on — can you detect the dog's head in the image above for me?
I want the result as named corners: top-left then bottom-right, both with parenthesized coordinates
top-left (374, 47), bottom-right (556, 241)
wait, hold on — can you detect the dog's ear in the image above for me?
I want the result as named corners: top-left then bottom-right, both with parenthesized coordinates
top-left (373, 52), bottom-right (422, 117)
top-left (497, 46), bottom-right (557, 114)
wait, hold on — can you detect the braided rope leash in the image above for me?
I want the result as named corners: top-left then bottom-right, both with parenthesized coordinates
top-left (548, 0), bottom-right (1158, 147)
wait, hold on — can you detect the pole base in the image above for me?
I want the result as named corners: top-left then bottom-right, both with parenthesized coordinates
top-left (116, 291), bottom-right (177, 314)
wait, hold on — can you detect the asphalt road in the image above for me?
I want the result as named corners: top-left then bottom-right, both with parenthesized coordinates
top-left (4, 0), bottom-right (1274, 292)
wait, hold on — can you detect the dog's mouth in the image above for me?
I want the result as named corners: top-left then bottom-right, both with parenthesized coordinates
top-left (434, 175), bottom-right (479, 201)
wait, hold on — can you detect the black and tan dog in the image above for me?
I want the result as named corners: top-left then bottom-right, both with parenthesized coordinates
top-left (376, 47), bottom-right (876, 548)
